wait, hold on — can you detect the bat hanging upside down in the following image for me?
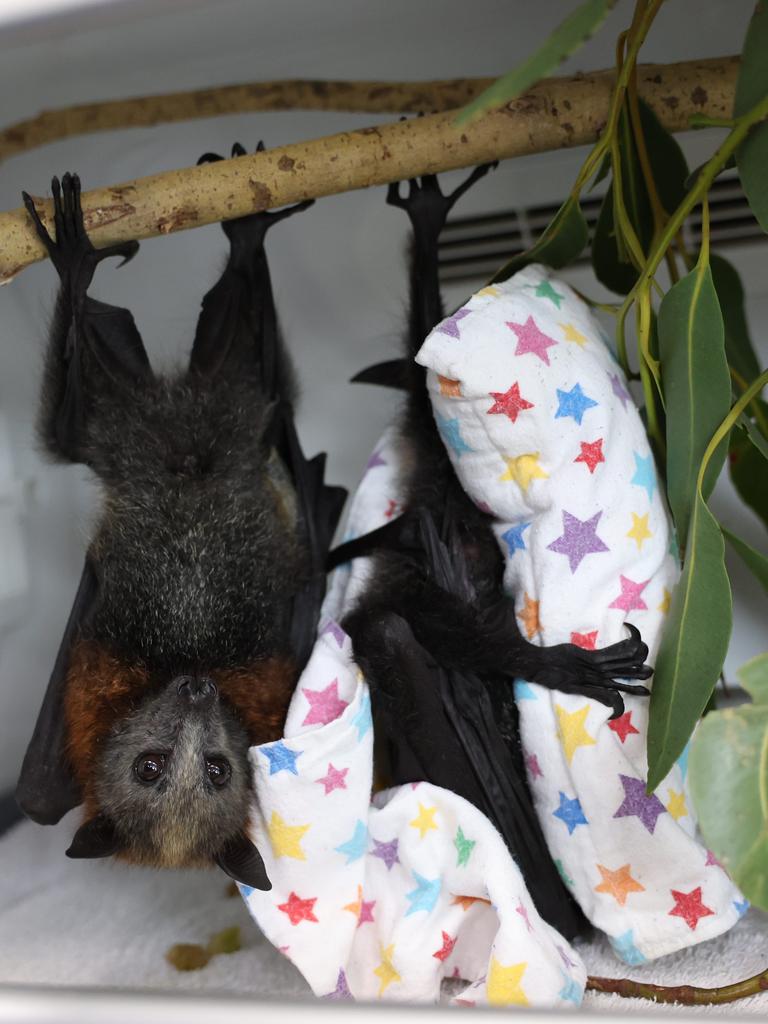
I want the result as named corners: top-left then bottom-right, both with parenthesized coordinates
top-left (16, 146), bottom-right (346, 890)
top-left (332, 167), bottom-right (653, 939)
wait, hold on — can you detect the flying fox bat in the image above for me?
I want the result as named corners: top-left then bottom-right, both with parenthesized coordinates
top-left (16, 146), bottom-right (346, 890)
top-left (333, 169), bottom-right (652, 939)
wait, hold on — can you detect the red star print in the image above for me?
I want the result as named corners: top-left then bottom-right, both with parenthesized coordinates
top-left (432, 931), bottom-right (457, 962)
top-left (668, 887), bottom-right (714, 930)
top-left (384, 499), bottom-right (399, 520)
top-left (574, 438), bottom-right (605, 474)
top-left (571, 630), bottom-right (598, 650)
top-left (486, 382), bottom-right (534, 424)
top-left (358, 897), bottom-right (376, 926)
top-left (278, 891), bottom-right (319, 926)
top-left (608, 710), bottom-right (640, 743)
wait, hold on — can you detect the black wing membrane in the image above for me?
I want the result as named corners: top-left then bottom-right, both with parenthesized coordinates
top-left (16, 561), bottom-right (96, 824)
top-left (17, 173), bottom-right (146, 825)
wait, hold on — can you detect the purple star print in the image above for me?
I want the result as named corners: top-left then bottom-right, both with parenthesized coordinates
top-left (610, 373), bottom-right (631, 409)
top-left (438, 308), bottom-right (470, 339)
top-left (613, 774), bottom-right (667, 834)
top-left (321, 620), bottom-right (347, 647)
top-left (325, 969), bottom-right (353, 1000)
top-left (547, 510), bottom-right (610, 573)
top-left (370, 837), bottom-right (400, 871)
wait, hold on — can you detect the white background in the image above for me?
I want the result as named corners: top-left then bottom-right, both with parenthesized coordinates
top-left (0, 0), bottom-right (765, 793)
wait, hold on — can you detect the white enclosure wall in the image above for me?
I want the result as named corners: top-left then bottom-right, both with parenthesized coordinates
top-left (0, 0), bottom-right (764, 796)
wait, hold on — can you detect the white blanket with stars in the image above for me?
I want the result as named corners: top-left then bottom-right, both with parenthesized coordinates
top-left (237, 265), bottom-right (743, 1008)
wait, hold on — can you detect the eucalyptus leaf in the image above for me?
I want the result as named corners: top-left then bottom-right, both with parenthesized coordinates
top-left (592, 102), bottom-right (689, 295)
top-left (710, 254), bottom-right (761, 386)
top-left (735, 3), bottom-right (768, 233)
top-left (647, 492), bottom-right (732, 792)
top-left (658, 263), bottom-right (731, 550)
top-left (729, 425), bottom-right (768, 532)
top-left (456, 0), bottom-right (615, 125)
top-left (739, 652), bottom-right (768, 703)
top-left (491, 196), bottom-right (588, 283)
top-left (690, 654), bottom-right (768, 911)
top-left (723, 525), bottom-right (768, 594)
top-left (741, 403), bottom-right (768, 460)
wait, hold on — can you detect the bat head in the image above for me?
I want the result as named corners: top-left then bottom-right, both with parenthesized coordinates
top-left (65, 663), bottom-right (279, 890)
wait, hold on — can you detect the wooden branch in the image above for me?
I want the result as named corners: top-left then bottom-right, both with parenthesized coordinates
top-left (0, 79), bottom-right (495, 165)
top-left (0, 56), bottom-right (738, 285)
top-left (587, 967), bottom-right (768, 1005)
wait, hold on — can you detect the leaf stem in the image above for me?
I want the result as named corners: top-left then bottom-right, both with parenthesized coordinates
top-left (698, 369), bottom-right (768, 491)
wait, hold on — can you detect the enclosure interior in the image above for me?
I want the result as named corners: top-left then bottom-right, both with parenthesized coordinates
top-left (0, 0), bottom-right (766, 1009)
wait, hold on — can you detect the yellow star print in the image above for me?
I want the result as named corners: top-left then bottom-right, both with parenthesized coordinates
top-left (666, 789), bottom-right (688, 821)
top-left (555, 704), bottom-right (596, 763)
top-left (268, 811), bottom-right (310, 860)
top-left (626, 512), bottom-right (653, 551)
top-left (658, 587), bottom-right (671, 614)
top-left (374, 944), bottom-right (401, 996)
top-left (499, 452), bottom-right (549, 492)
top-left (594, 863), bottom-right (645, 906)
top-left (487, 957), bottom-right (529, 1006)
top-left (559, 322), bottom-right (588, 347)
top-left (409, 802), bottom-right (438, 839)
top-left (477, 285), bottom-right (501, 298)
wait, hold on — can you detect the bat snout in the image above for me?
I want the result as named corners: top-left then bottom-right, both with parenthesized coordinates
top-left (175, 675), bottom-right (218, 710)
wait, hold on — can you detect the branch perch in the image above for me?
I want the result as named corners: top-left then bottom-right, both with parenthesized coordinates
top-left (587, 967), bottom-right (768, 1005)
top-left (0, 56), bottom-right (738, 284)
top-left (0, 79), bottom-right (495, 165)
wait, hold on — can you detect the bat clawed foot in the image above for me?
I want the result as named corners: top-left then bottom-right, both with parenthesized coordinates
top-left (22, 172), bottom-right (139, 286)
top-left (386, 162), bottom-right (497, 241)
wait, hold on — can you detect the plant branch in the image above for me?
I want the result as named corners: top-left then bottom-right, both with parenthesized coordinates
top-left (0, 79), bottom-right (497, 165)
top-left (0, 56), bottom-right (739, 285)
top-left (587, 967), bottom-right (768, 1005)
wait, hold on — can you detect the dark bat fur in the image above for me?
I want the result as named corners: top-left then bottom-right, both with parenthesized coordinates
top-left (16, 148), bottom-right (345, 890)
top-left (338, 170), bottom-right (653, 939)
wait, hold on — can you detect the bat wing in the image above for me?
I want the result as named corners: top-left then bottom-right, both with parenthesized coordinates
top-left (16, 559), bottom-right (97, 824)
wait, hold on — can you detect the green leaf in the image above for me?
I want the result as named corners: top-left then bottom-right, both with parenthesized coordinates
top-left (592, 102), bottom-right (689, 295)
top-left (690, 654), bottom-right (768, 911)
top-left (710, 254), bottom-right (761, 386)
top-left (658, 263), bottom-right (731, 550)
top-left (723, 526), bottom-right (768, 594)
top-left (741, 403), bottom-right (768, 461)
top-left (729, 424), bottom-right (768, 532)
top-left (735, 3), bottom-right (768, 233)
top-left (739, 652), bottom-right (768, 703)
top-left (647, 493), bottom-right (733, 791)
top-left (456, 0), bottom-right (616, 124)
top-left (492, 196), bottom-right (588, 283)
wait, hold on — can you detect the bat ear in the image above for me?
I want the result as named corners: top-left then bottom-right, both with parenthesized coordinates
top-left (215, 834), bottom-right (272, 891)
top-left (65, 813), bottom-right (121, 859)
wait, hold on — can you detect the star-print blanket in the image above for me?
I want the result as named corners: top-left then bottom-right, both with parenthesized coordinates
top-left (238, 264), bottom-right (744, 1007)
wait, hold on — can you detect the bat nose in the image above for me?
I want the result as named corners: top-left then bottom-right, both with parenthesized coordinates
top-left (176, 675), bottom-right (218, 709)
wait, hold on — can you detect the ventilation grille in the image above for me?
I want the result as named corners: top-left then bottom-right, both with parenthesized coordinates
top-left (438, 173), bottom-right (762, 286)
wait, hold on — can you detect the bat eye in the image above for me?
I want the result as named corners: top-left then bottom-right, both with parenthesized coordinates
top-left (134, 752), bottom-right (166, 784)
top-left (206, 758), bottom-right (231, 788)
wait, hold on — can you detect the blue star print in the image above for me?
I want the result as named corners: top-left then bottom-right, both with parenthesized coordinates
top-left (610, 929), bottom-right (647, 966)
top-left (261, 740), bottom-right (302, 776)
top-left (676, 739), bottom-right (691, 780)
top-left (552, 792), bottom-right (588, 834)
top-left (514, 680), bottom-right (537, 701)
top-left (733, 899), bottom-right (750, 918)
top-left (631, 451), bottom-right (656, 500)
top-left (352, 690), bottom-right (372, 741)
top-left (501, 522), bottom-right (530, 555)
top-left (335, 819), bottom-right (369, 864)
top-left (559, 972), bottom-right (582, 1005)
top-left (405, 872), bottom-right (441, 916)
top-left (436, 414), bottom-right (473, 457)
top-left (238, 883), bottom-right (254, 899)
top-left (554, 383), bottom-right (598, 425)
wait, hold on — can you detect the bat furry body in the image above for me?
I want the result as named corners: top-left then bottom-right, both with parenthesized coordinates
top-left (17, 148), bottom-right (345, 888)
top-left (338, 170), bottom-right (653, 939)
